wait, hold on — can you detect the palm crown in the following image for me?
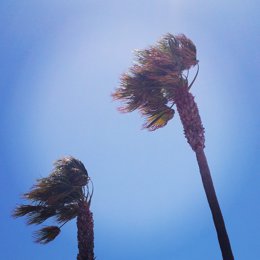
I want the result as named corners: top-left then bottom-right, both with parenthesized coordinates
top-left (113, 33), bottom-right (198, 131)
top-left (13, 156), bottom-right (92, 244)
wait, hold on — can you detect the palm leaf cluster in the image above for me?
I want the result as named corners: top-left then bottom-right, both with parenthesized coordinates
top-left (13, 156), bottom-right (91, 244)
top-left (112, 33), bottom-right (198, 130)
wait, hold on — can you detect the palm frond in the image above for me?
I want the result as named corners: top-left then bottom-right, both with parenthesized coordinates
top-left (34, 226), bottom-right (61, 244)
top-left (13, 204), bottom-right (56, 225)
top-left (143, 107), bottom-right (175, 131)
top-left (12, 205), bottom-right (40, 218)
top-left (25, 184), bottom-right (71, 204)
top-left (26, 206), bottom-right (56, 225)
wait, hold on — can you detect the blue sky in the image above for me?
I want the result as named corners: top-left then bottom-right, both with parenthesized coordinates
top-left (1, 1), bottom-right (259, 259)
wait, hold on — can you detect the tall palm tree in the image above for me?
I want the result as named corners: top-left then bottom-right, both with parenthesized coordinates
top-left (112, 33), bottom-right (234, 259)
top-left (13, 156), bottom-right (95, 260)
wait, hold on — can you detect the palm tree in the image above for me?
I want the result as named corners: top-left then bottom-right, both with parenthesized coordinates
top-left (13, 156), bottom-right (95, 260)
top-left (112, 33), bottom-right (234, 259)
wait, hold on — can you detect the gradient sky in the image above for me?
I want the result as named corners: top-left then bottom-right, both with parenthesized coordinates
top-left (1, 1), bottom-right (259, 259)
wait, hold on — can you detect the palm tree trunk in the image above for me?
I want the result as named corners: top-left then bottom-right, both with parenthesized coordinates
top-left (175, 84), bottom-right (234, 259)
top-left (77, 200), bottom-right (95, 260)
top-left (195, 148), bottom-right (234, 259)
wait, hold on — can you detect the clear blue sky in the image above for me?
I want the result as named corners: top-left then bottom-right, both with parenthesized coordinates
top-left (1, 1), bottom-right (259, 259)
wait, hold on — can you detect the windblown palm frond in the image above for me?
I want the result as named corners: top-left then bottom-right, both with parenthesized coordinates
top-left (13, 204), bottom-right (56, 225)
top-left (34, 226), bottom-right (61, 244)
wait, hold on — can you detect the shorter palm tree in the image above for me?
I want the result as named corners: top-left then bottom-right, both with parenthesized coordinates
top-left (13, 156), bottom-right (95, 260)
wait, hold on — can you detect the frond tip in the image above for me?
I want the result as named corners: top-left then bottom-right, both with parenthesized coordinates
top-left (34, 226), bottom-right (61, 244)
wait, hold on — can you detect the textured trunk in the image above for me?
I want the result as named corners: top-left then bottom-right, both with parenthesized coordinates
top-left (175, 84), bottom-right (234, 260)
top-left (77, 200), bottom-right (95, 260)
